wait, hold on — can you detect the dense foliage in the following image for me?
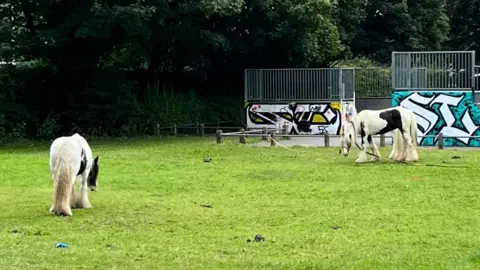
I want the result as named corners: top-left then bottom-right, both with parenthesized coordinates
top-left (0, 0), bottom-right (468, 140)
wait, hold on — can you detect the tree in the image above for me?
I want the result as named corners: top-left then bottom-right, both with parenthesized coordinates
top-left (333, 0), bottom-right (368, 61)
top-left (446, 0), bottom-right (480, 52)
top-left (347, 0), bottom-right (449, 63)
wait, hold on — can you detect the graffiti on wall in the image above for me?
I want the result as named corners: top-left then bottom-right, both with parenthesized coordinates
top-left (245, 102), bottom-right (343, 135)
top-left (392, 91), bottom-right (480, 146)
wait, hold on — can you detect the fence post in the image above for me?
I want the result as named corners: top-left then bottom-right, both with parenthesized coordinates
top-left (324, 132), bottom-right (329, 147)
top-left (380, 134), bottom-right (385, 147)
top-left (239, 128), bottom-right (246, 144)
top-left (216, 130), bottom-right (223, 144)
top-left (174, 124), bottom-right (177, 136)
top-left (262, 127), bottom-right (268, 141)
top-left (200, 124), bottom-right (205, 137)
top-left (438, 132), bottom-right (444, 149)
top-left (283, 124), bottom-right (290, 140)
top-left (270, 132), bottom-right (277, 146)
top-left (196, 122), bottom-right (200, 136)
top-left (154, 123), bottom-right (159, 136)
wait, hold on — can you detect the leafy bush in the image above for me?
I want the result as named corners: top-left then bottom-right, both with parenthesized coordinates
top-left (37, 112), bottom-right (61, 139)
top-left (0, 67), bottom-right (244, 140)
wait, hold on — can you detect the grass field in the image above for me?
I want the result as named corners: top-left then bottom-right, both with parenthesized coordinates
top-left (1, 136), bottom-right (480, 269)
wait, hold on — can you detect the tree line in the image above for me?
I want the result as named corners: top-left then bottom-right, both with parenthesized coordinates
top-left (0, 0), bottom-right (474, 140)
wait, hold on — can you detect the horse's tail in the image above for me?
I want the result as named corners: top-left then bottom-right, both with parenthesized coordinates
top-left (53, 145), bottom-right (73, 216)
top-left (352, 117), bottom-right (361, 150)
top-left (410, 111), bottom-right (418, 147)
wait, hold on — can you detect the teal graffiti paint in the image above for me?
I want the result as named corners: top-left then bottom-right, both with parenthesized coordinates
top-left (392, 91), bottom-right (480, 147)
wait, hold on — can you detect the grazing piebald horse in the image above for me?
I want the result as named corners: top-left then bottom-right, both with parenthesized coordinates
top-left (340, 106), bottom-right (419, 163)
top-left (49, 133), bottom-right (100, 216)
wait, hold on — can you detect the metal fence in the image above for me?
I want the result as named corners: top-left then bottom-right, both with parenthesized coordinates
top-left (354, 68), bottom-right (392, 98)
top-left (244, 68), bottom-right (354, 101)
top-left (392, 51), bottom-right (476, 90)
top-left (244, 68), bottom-right (393, 101)
top-left (475, 65), bottom-right (480, 90)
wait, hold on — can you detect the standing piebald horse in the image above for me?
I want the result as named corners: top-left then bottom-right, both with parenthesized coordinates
top-left (49, 133), bottom-right (100, 216)
top-left (340, 106), bottom-right (419, 163)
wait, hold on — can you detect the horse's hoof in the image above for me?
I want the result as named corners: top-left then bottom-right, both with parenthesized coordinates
top-left (82, 203), bottom-right (92, 209)
top-left (55, 210), bottom-right (72, 216)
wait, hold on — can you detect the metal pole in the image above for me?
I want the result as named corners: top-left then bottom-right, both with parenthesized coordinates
top-left (244, 69), bottom-right (248, 101)
top-left (472, 51), bottom-right (476, 91)
top-left (391, 51), bottom-right (396, 90)
top-left (259, 69), bottom-right (264, 102)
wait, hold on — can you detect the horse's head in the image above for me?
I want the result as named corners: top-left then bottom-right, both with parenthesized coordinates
top-left (340, 121), bottom-right (354, 157)
top-left (87, 156), bottom-right (100, 191)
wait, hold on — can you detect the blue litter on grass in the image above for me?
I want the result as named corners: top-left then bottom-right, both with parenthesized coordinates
top-left (56, 242), bottom-right (69, 248)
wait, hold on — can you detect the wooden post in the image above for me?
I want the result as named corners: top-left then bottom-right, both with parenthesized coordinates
top-left (283, 124), bottom-right (290, 140)
top-left (438, 132), bottom-right (444, 149)
top-left (270, 132), bottom-right (277, 146)
top-left (196, 122), bottom-right (200, 136)
top-left (380, 133), bottom-right (385, 147)
top-left (154, 123), bottom-right (160, 136)
top-left (200, 124), bottom-right (205, 137)
top-left (324, 132), bottom-right (329, 147)
top-left (239, 128), bottom-right (246, 144)
top-left (216, 130), bottom-right (223, 144)
top-left (262, 127), bottom-right (268, 141)
top-left (174, 124), bottom-right (177, 136)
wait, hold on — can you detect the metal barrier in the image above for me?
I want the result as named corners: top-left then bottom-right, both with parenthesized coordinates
top-left (244, 67), bottom-right (395, 101)
top-left (354, 68), bottom-right (392, 97)
top-left (244, 68), bottom-right (355, 101)
top-left (392, 51), bottom-right (476, 90)
top-left (244, 51), bottom-right (478, 101)
top-left (475, 65), bottom-right (480, 91)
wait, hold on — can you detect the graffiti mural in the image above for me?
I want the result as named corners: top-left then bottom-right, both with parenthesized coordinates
top-left (392, 91), bottom-right (480, 147)
top-left (245, 102), bottom-right (343, 135)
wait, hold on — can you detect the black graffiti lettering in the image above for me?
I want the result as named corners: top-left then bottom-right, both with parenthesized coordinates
top-left (246, 103), bottom-right (342, 135)
top-left (309, 105), bottom-right (322, 112)
top-left (317, 126), bottom-right (328, 135)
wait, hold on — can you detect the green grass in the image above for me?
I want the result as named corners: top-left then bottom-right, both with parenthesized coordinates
top-left (1, 136), bottom-right (480, 269)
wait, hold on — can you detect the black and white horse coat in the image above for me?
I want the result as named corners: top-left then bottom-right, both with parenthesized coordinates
top-left (340, 106), bottom-right (419, 163)
top-left (49, 133), bottom-right (99, 216)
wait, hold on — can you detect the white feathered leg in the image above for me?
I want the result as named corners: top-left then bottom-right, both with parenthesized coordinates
top-left (370, 142), bottom-right (381, 161)
top-left (403, 131), bottom-right (417, 162)
top-left (77, 171), bottom-right (92, 209)
top-left (355, 136), bottom-right (368, 163)
top-left (389, 132), bottom-right (396, 159)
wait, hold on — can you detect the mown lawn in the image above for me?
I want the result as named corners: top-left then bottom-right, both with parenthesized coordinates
top-left (1, 136), bottom-right (480, 269)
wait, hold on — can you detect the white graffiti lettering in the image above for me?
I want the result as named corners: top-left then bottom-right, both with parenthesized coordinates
top-left (398, 92), bottom-right (480, 145)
